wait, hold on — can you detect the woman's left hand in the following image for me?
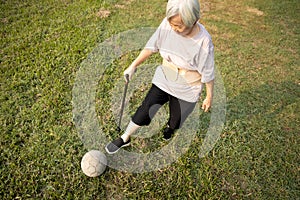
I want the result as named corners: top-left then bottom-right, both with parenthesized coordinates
top-left (202, 97), bottom-right (212, 112)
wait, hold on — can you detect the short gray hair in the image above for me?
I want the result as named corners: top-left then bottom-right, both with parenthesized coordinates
top-left (166, 0), bottom-right (200, 27)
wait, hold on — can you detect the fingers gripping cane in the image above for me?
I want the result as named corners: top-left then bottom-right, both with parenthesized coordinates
top-left (117, 74), bottom-right (130, 132)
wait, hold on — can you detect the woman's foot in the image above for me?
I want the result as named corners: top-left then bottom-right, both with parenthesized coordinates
top-left (163, 126), bottom-right (175, 140)
top-left (105, 137), bottom-right (131, 154)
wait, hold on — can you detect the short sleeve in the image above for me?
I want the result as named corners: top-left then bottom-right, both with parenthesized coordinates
top-left (144, 18), bottom-right (168, 52)
top-left (197, 41), bottom-right (215, 83)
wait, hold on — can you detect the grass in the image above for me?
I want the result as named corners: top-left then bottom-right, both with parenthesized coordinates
top-left (1, 0), bottom-right (299, 199)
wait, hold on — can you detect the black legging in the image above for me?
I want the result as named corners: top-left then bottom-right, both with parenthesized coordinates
top-left (132, 84), bottom-right (196, 130)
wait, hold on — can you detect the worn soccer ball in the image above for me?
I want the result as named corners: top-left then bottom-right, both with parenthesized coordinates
top-left (81, 150), bottom-right (107, 177)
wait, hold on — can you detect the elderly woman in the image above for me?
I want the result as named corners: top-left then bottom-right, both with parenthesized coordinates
top-left (106, 0), bottom-right (215, 154)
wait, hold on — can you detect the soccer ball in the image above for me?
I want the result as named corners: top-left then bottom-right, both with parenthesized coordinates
top-left (81, 150), bottom-right (107, 177)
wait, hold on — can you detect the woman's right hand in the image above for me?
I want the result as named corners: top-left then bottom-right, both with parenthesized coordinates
top-left (123, 65), bottom-right (136, 82)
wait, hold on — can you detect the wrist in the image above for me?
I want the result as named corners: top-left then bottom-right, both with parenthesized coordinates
top-left (205, 94), bottom-right (213, 100)
top-left (129, 63), bottom-right (138, 70)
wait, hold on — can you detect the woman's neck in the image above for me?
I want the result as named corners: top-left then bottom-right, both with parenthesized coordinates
top-left (185, 23), bottom-right (200, 38)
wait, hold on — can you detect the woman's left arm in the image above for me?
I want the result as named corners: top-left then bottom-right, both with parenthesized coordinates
top-left (202, 79), bottom-right (214, 112)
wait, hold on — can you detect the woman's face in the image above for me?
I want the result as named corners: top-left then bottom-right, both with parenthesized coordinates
top-left (168, 14), bottom-right (194, 37)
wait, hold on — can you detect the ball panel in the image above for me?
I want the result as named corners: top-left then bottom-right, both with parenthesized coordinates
top-left (81, 150), bottom-right (107, 177)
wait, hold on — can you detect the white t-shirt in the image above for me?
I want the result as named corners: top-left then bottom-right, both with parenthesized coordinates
top-left (145, 18), bottom-right (215, 103)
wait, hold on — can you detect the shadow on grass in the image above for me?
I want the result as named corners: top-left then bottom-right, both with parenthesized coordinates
top-left (227, 80), bottom-right (298, 128)
top-left (218, 80), bottom-right (299, 198)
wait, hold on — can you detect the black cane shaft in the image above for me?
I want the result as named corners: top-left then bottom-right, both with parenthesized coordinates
top-left (118, 74), bottom-right (130, 130)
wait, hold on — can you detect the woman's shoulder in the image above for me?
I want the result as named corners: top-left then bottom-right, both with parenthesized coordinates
top-left (198, 23), bottom-right (212, 40)
top-left (158, 17), bottom-right (170, 29)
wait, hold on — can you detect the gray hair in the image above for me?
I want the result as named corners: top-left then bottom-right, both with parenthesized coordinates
top-left (166, 0), bottom-right (200, 27)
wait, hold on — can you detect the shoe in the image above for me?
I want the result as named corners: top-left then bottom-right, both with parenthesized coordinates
top-left (105, 137), bottom-right (130, 154)
top-left (163, 126), bottom-right (174, 140)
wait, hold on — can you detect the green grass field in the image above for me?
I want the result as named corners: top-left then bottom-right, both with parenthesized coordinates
top-left (1, 0), bottom-right (299, 199)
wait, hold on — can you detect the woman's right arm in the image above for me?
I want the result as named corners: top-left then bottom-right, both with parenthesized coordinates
top-left (124, 49), bottom-right (154, 81)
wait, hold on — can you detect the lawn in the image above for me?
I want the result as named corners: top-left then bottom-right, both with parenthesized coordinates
top-left (1, 0), bottom-right (299, 199)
